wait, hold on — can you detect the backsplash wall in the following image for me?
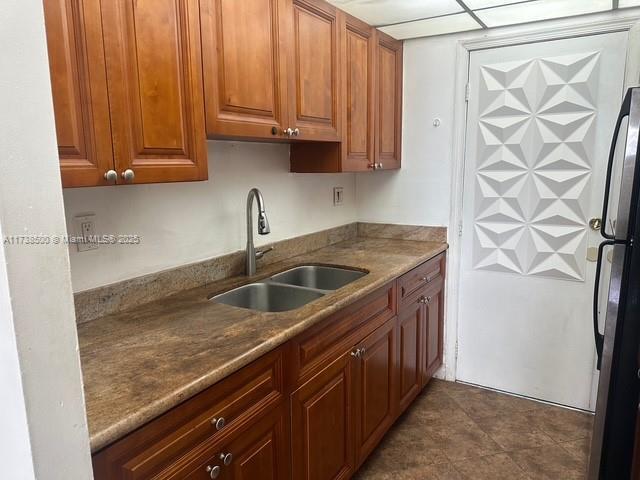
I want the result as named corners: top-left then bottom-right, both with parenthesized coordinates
top-left (63, 141), bottom-right (357, 292)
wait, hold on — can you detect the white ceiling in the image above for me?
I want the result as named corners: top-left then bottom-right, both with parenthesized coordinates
top-left (326, 0), bottom-right (640, 40)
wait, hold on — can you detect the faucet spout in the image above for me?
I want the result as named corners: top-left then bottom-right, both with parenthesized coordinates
top-left (246, 188), bottom-right (271, 276)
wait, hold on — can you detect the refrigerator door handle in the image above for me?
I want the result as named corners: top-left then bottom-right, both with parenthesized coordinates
top-left (601, 90), bottom-right (632, 240)
top-left (593, 239), bottom-right (621, 370)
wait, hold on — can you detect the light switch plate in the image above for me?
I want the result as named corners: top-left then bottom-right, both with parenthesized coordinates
top-left (333, 187), bottom-right (344, 206)
top-left (74, 214), bottom-right (98, 252)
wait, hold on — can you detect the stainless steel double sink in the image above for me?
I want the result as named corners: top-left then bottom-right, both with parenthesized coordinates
top-left (209, 265), bottom-right (368, 312)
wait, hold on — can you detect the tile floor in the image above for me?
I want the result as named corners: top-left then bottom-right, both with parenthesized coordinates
top-left (355, 379), bottom-right (594, 480)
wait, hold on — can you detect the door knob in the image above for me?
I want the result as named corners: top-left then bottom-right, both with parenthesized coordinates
top-left (121, 169), bottom-right (135, 183)
top-left (589, 218), bottom-right (602, 231)
top-left (104, 169), bottom-right (117, 184)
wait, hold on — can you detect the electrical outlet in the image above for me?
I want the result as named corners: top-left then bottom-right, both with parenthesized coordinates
top-left (74, 214), bottom-right (98, 252)
top-left (333, 187), bottom-right (344, 206)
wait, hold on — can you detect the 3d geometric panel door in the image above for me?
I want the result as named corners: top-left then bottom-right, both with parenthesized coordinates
top-left (457, 32), bottom-right (628, 410)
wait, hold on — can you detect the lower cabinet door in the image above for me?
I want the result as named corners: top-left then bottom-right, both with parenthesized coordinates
top-left (354, 319), bottom-right (396, 466)
top-left (397, 296), bottom-right (423, 413)
top-left (177, 405), bottom-right (287, 480)
top-left (291, 351), bottom-right (354, 480)
top-left (423, 281), bottom-right (444, 384)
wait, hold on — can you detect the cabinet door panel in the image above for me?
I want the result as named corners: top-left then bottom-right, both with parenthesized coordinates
top-left (397, 299), bottom-right (422, 413)
top-left (375, 31), bottom-right (402, 170)
top-left (44, 0), bottom-right (113, 187)
top-left (101, 0), bottom-right (207, 184)
top-left (343, 15), bottom-right (374, 172)
top-left (424, 281), bottom-right (444, 383)
top-left (291, 352), bottom-right (354, 480)
top-left (287, 0), bottom-right (341, 141)
top-left (354, 319), bottom-right (395, 465)
top-left (201, 0), bottom-right (289, 139)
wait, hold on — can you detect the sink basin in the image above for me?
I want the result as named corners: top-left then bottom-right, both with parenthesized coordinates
top-left (210, 282), bottom-right (324, 312)
top-left (269, 265), bottom-right (367, 291)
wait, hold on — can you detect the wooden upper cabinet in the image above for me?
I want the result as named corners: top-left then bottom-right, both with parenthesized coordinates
top-left (375, 30), bottom-right (402, 170)
top-left (43, 0), bottom-right (113, 187)
top-left (286, 0), bottom-right (342, 141)
top-left (343, 14), bottom-right (375, 172)
top-left (100, 0), bottom-right (207, 184)
top-left (201, 0), bottom-right (289, 140)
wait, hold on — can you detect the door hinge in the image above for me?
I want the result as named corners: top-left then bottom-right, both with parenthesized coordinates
top-left (465, 83), bottom-right (470, 102)
top-left (458, 222), bottom-right (463, 237)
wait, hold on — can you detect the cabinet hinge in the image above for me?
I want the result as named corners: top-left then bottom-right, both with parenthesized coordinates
top-left (465, 83), bottom-right (470, 102)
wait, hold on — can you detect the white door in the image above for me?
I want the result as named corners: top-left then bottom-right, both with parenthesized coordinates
top-left (457, 32), bottom-right (628, 410)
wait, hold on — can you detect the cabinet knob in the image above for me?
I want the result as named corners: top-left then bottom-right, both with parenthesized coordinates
top-left (104, 169), bottom-right (117, 184)
top-left (377, 163), bottom-right (383, 170)
top-left (368, 163), bottom-right (377, 170)
top-left (284, 128), bottom-right (294, 137)
top-left (360, 347), bottom-right (366, 356)
top-left (417, 296), bottom-right (426, 304)
top-left (219, 452), bottom-right (233, 466)
top-left (293, 128), bottom-right (300, 136)
top-left (121, 169), bottom-right (135, 183)
top-left (427, 296), bottom-right (432, 304)
top-left (206, 465), bottom-right (221, 479)
top-left (350, 348), bottom-right (361, 358)
top-left (211, 416), bottom-right (225, 431)
top-left (271, 127), bottom-right (279, 136)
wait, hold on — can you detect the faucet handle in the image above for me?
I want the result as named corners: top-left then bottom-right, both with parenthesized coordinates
top-left (255, 246), bottom-right (274, 260)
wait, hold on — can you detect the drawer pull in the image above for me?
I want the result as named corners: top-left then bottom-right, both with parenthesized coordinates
top-left (421, 275), bottom-right (435, 283)
top-left (417, 296), bottom-right (426, 304)
top-left (360, 347), bottom-right (367, 355)
top-left (427, 296), bottom-right (432, 304)
top-left (211, 417), bottom-right (226, 431)
top-left (206, 465), bottom-right (221, 479)
top-left (220, 452), bottom-right (233, 466)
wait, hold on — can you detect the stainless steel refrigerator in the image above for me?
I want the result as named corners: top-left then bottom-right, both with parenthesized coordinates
top-left (589, 86), bottom-right (640, 479)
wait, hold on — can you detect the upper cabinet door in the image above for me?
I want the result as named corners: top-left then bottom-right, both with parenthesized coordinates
top-left (286, 0), bottom-right (342, 141)
top-left (375, 30), bottom-right (402, 170)
top-left (342, 14), bottom-right (375, 172)
top-left (101, 0), bottom-right (207, 185)
top-left (44, 0), bottom-right (114, 187)
top-left (201, 0), bottom-right (290, 140)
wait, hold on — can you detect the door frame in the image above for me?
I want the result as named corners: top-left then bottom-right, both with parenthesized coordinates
top-left (444, 15), bottom-right (640, 384)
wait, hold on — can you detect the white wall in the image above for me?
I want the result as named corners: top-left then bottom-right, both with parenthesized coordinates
top-left (64, 141), bottom-right (356, 292)
top-left (0, 1), bottom-right (93, 478)
top-left (355, 9), bottom-right (640, 230)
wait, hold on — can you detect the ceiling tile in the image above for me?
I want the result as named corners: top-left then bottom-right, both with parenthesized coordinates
top-left (463, 0), bottom-right (533, 8)
top-left (476, 0), bottom-right (611, 27)
top-left (619, 0), bottom-right (640, 8)
top-left (379, 12), bottom-right (482, 39)
top-left (326, 0), bottom-right (462, 26)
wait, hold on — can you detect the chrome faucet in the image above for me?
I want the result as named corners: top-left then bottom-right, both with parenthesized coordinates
top-left (246, 188), bottom-right (273, 276)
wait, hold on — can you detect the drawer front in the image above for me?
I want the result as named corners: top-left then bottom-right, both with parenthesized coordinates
top-left (398, 253), bottom-right (444, 308)
top-left (167, 403), bottom-right (288, 480)
top-left (290, 282), bottom-right (396, 383)
top-left (92, 348), bottom-right (284, 479)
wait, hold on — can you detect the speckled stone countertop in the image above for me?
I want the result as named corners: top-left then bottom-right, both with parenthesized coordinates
top-left (79, 237), bottom-right (448, 452)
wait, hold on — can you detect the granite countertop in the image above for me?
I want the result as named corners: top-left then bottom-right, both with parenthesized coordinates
top-left (79, 237), bottom-right (448, 452)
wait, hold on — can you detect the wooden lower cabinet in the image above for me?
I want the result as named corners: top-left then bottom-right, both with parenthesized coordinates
top-left (291, 350), bottom-right (355, 480)
top-left (353, 318), bottom-right (396, 466)
top-left (423, 280), bottom-right (444, 384)
top-left (177, 404), bottom-right (288, 480)
top-left (92, 253), bottom-right (446, 480)
top-left (397, 296), bottom-right (422, 412)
